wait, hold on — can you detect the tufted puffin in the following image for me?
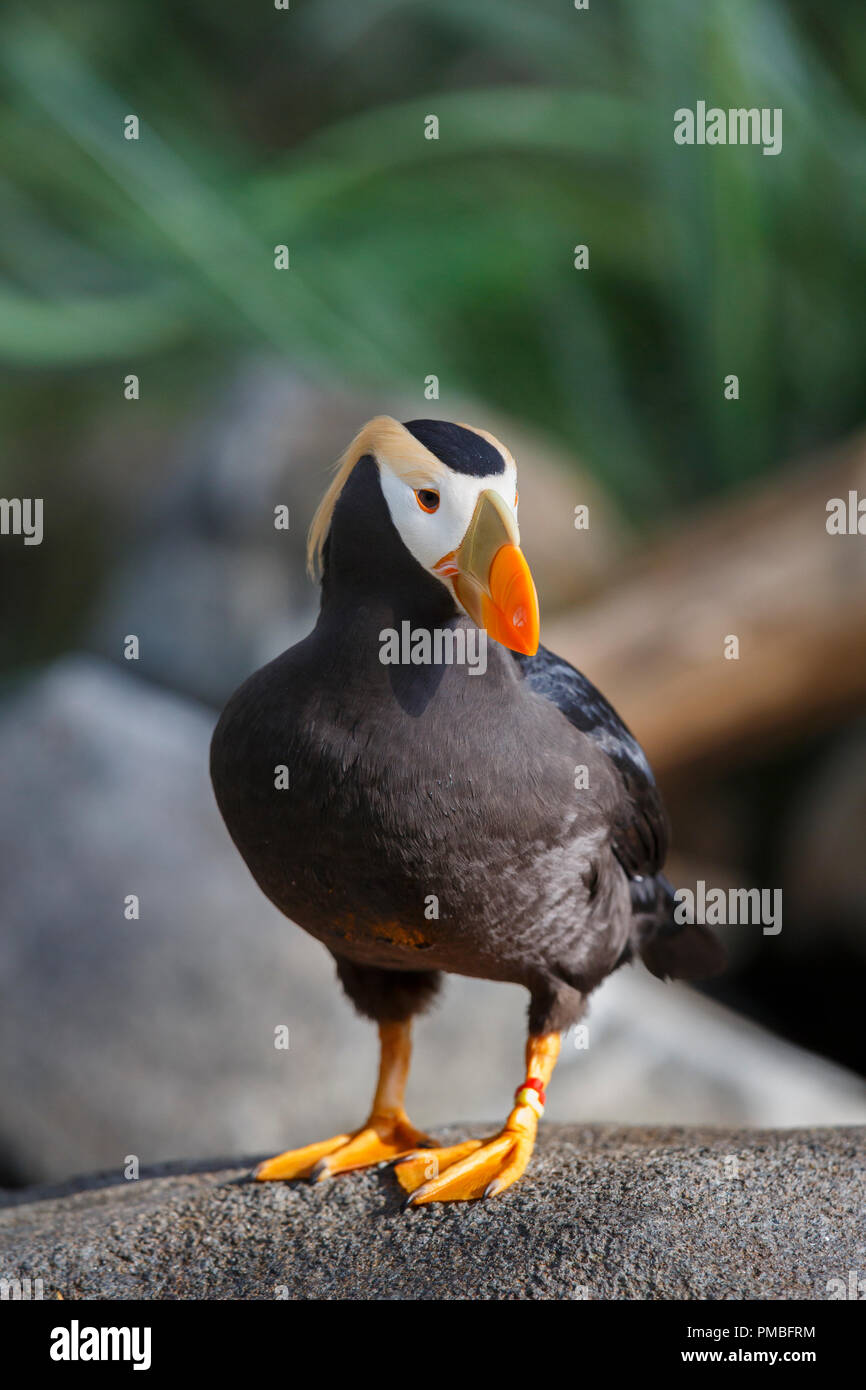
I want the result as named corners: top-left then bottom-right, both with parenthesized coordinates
top-left (210, 416), bottom-right (725, 1204)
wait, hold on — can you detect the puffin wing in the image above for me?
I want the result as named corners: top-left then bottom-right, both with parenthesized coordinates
top-left (513, 645), bottom-right (725, 981)
top-left (512, 644), bottom-right (668, 879)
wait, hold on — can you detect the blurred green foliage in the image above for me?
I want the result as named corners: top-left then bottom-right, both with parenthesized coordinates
top-left (1, 0), bottom-right (865, 518)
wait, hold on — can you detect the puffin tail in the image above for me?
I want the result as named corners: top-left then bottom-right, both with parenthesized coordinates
top-left (631, 873), bottom-right (727, 982)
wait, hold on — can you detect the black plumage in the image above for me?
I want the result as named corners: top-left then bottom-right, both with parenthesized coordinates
top-left (210, 419), bottom-right (724, 1203)
top-left (403, 419), bottom-right (506, 476)
top-left (512, 645), bottom-right (724, 982)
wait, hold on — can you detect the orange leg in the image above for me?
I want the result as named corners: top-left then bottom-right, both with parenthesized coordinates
top-left (395, 1031), bottom-right (561, 1204)
top-left (254, 1020), bottom-right (433, 1183)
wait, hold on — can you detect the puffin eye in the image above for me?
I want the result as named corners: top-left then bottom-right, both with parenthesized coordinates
top-left (415, 488), bottom-right (440, 513)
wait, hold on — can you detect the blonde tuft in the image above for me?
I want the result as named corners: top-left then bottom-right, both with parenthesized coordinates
top-left (305, 415), bottom-right (512, 579)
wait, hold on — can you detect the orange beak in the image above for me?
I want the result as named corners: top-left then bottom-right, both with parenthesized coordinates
top-left (450, 489), bottom-right (540, 656)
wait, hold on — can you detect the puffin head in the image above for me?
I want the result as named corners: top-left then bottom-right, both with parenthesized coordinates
top-left (307, 416), bottom-right (540, 656)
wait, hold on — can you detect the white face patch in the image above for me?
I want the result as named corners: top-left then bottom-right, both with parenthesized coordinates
top-left (307, 417), bottom-right (521, 581)
top-left (377, 458), bottom-right (519, 591)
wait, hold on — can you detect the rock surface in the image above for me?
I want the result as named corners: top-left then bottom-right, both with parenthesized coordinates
top-left (1, 1125), bottom-right (863, 1300)
top-left (1, 658), bottom-right (864, 1188)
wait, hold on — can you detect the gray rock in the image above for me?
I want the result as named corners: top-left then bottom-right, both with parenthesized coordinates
top-left (0, 655), bottom-right (377, 1185)
top-left (1, 1126), bottom-right (863, 1299)
top-left (0, 657), bottom-right (863, 1190)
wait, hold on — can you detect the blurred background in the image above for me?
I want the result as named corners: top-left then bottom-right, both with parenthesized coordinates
top-left (1, 0), bottom-right (865, 1187)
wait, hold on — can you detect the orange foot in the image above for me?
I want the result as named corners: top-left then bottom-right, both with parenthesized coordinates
top-left (394, 1123), bottom-right (536, 1204)
top-left (254, 1111), bottom-right (434, 1183)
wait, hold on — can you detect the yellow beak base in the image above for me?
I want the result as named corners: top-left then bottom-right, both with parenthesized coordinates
top-left (452, 490), bottom-right (539, 656)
